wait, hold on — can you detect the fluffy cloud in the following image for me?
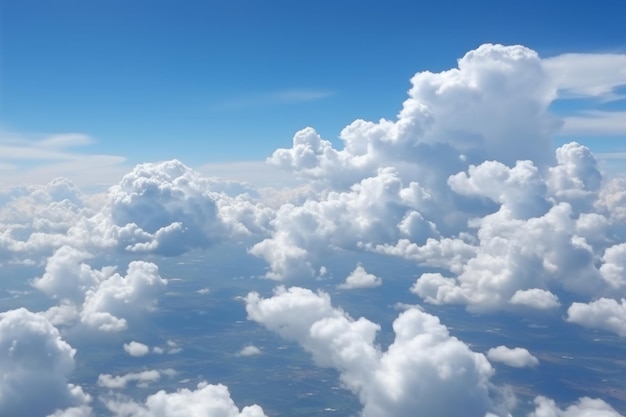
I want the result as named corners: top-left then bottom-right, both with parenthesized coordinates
top-left (246, 287), bottom-right (503, 417)
top-left (81, 261), bottom-right (167, 331)
top-left (0, 308), bottom-right (90, 417)
top-left (33, 247), bottom-right (168, 332)
top-left (509, 289), bottom-right (560, 310)
top-left (567, 298), bottom-right (626, 337)
top-left (529, 396), bottom-right (624, 417)
top-left (250, 167), bottom-right (435, 279)
top-left (124, 341), bottom-right (150, 357)
top-left (103, 382), bottom-right (267, 417)
top-left (486, 346), bottom-right (539, 368)
top-left (238, 345), bottom-right (262, 356)
top-left (338, 265), bottom-right (382, 289)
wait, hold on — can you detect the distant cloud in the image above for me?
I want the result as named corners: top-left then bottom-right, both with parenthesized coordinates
top-left (529, 396), bottom-right (623, 417)
top-left (238, 345), bottom-right (262, 356)
top-left (215, 88), bottom-right (334, 109)
top-left (338, 265), bottom-right (382, 289)
top-left (487, 345), bottom-right (539, 368)
top-left (123, 341), bottom-right (150, 357)
top-left (0, 129), bottom-right (127, 190)
top-left (98, 370), bottom-right (161, 389)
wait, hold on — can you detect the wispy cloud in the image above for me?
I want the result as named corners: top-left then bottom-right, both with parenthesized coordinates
top-left (214, 88), bottom-right (334, 109)
top-left (560, 110), bottom-right (626, 136)
top-left (544, 53), bottom-right (626, 100)
top-left (0, 128), bottom-right (127, 189)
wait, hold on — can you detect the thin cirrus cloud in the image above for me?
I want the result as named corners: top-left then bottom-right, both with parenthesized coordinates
top-left (214, 88), bottom-right (334, 109)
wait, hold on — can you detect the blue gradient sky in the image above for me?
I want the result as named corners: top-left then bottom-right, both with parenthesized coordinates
top-left (2, 0), bottom-right (626, 166)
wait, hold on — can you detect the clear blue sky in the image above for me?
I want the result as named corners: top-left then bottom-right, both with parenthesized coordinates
top-left (2, 0), bottom-right (626, 165)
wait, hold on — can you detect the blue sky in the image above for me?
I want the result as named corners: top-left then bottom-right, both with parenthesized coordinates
top-left (2, 0), bottom-right (626, 167)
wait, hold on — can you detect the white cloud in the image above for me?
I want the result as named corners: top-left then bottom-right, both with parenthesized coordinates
top-left (98, 370), bottom-right (162, 389)
top-left (245, 286), bottom-right (504, 417)
top-left (103, 381), bottom-right (267, 417)
top-left (81, 261), bottom-right (167, 331)
top-left (543, 52), bottom-right (626, 99)
top-left (529, 396), bottom-right (624, 417)
top-left (338, 264), bottom-right (382, 289)
top-left (509, 289), bottom-right (560, 310)
top-left (0, 308), bottom-right (90, 417)
top-left (486, 345), bottom-right (539, 368)
top-left (124, 341), bottom-right (150, 357)
top-left (0, 129), bottom-right (127, 190)
top-left (238, 345), bottom-right (262, 356)
top-left (567, 298), bottom-right (626, 337)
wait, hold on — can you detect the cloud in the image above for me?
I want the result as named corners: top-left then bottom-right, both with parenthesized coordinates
top-left (509, 289), bottom-right (560, 310)
top-left (246, 286), bottom-right (504, 417)
top-left (560, 110), bottom-right (626, 137)
top-left (238, 345), bottom-right (262, 356)
top-left (0, 308), bottom-right (90, 417)
top-left (103, 381), bottom-right (267, 417)
top-left (216, 88), bottom-right (333, 109)
top-left (0, 129), bottom-right (127, 190)
top-left (338, 264), bottom-right (382, 289)
top-left (32, 247), bottom-right (168, 332)
top-left (124, 341), bottom-right (150, 357)
top-left (486, 346), bottom-right (539, 368)
top-left (98, 369), bottom-right (166, 389)
top-left (529, 396), bottom-right (624, 417)
top-left (543, 53), bottom-right (626, 100)
top-left (567, 298), bottom-right (626, 337)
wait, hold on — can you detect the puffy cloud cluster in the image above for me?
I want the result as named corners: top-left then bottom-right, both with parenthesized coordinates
top-left (0, 308), bottom-right (90, 417)
top-left (529, 396), bottom-right (624, 417)
top-left (103, 382), bottom-right (267, 417)
top-left (33, 246), bottom-right (168, 331)
top-left (246, 286), bottom-right (502, 417)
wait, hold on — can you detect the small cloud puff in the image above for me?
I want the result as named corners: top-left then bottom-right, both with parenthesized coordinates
top-left (338, 265), bottom-right (382, 289)
top-left (123, 341), bottom-right (150, 357)
top-left (487, 345), bottom-right (539, 368)
top-left (238, 345), bottom-right (262, 356)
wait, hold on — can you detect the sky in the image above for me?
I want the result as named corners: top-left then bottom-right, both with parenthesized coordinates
top-left (3, 1), bottom-right (626, 417)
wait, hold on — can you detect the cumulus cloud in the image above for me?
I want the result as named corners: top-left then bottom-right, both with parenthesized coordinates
top-left (0, 308), bottom-right (90, 417)
top-left (124, 341), bottom-right (150, 357)
top-left (486, 346), bottom-right (539, 368)
top-left (338, 265), bottom-right (382, 289)
top-left (238, 345), bottom-right (262, 356)
top-left (33, 247), bottom-right (168, 332)
top-left (246, 286), bottom-right (503, 417)
top-left (509, 289), bottom-right (560, 310)
top-left (567, 298), bottom-right (626, 337)
top-left (103, 381), bottom-right (267, 417)
top-left (529, 396), bottom-right (624, 417)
